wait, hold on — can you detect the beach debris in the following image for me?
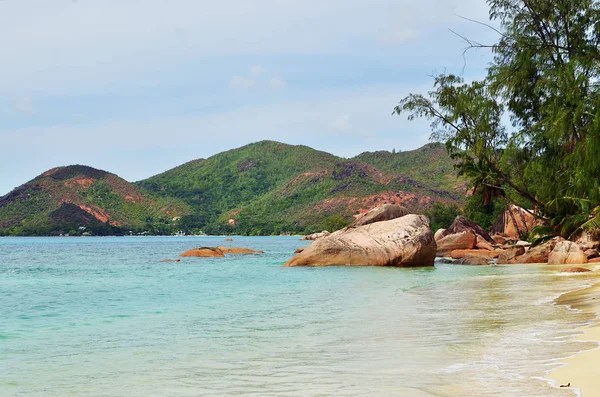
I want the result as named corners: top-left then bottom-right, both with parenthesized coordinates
top-left (294, 248), bottom-right (304, 254)
top-left (285, 214), bottom-right (436, 267)
top-left (560, 383), bottom-right (570, 388)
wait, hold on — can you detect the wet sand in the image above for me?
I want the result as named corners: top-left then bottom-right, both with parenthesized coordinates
top-left (550, 280), bottom-right (600, 396)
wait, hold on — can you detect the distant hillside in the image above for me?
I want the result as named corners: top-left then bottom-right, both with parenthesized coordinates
top-left (0, 165), bottom-right (189, 236)
top-left (138, 140), bottom-right (465, 235)
top-left (0, 141), bottom-right (466, 236)
top-left (353, 143), bottom-right (466, 192)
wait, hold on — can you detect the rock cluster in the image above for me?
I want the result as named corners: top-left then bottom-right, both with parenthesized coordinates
top-left (285, 206), bottom-right (597, 272)
top-left (285, 206), bottom-right (436, 267)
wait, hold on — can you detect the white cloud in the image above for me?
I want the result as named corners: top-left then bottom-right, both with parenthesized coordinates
top-left (229, 75), bottom-right (257, 89)
top-left (269, 77), bottom-right (286, 90)
top-left (230, 65), bottom-right (288, 90)
top-left (0, 0), bottom-right (492, 96)
top-left (250, 65), bottom-right (263, 77)
top-left (330, 114), bottom-right (350, 131)
top-left (13, 96), bottom-right (35, 115)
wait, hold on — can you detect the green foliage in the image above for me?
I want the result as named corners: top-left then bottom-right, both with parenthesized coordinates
top-left (354, 143), bottom-right (464, 191)
top-left (425, 202), bottom-right (462, 232)
top-left (1, 142), bottom-right (465, 236)
top-left (322, 214), bottom-right (351, 232)
top-left (463, 193), bottom-right (505, 231)
top-left (0, 165), bottom-right (189, 236)
top-left (138, 140), bottom-right (464, 236)
top-left (396, 0), bottom-right (600, 238)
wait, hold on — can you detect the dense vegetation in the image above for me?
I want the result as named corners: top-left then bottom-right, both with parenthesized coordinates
top-left (138, 141), bottom-right (465, 235)
top-left (0, 142), bottom-right (467, 236)
top-left (0, 165), bottom-right (188, 236)
top-left (396, 0), bottom-right (600, 240)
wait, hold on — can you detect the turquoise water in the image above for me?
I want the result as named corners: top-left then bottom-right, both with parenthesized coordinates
top-left (0, 236), bottom-right (596, 396)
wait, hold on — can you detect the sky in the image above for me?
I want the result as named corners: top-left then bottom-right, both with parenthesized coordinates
top-left (0, 0), bottom-right (497, 196)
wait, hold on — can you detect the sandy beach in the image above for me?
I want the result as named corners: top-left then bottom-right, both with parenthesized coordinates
top-left (550, 280), bottom-right (600, 396)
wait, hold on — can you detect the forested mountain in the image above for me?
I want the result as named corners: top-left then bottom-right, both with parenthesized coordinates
top-left (0, 141), bottom-right (465, 236)
top-left (137, 141), bottom-right (465, 235)
top-left (0, 165), bottom-right (189, 236)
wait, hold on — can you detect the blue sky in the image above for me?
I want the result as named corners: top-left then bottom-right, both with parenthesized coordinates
top-left (0, 0), bottom-right (496, 195)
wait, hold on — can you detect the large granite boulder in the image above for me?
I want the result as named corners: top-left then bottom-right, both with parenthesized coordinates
top-left (548, 241), bottom-right (588, 265)
top-left (476, 236), bottom-right (495, 251)
top-left (434, 228), bottom-right (446, 241)
top-left (497, 246), bottom-right (526, 264)
top-left (440, 216), bottom-right (495, 243)
top-left (491, 205), bottom-right (536, 239)
top-left (284, 214), bottom-right (436, 267)
top-left (455, 256), bottom-right (491, 266)
top-left (436, 231), bottom-right (476, 256)
top-left (351, 204), bottom-right (411, 227)
top-left (505, 237), bottom-right (564, 264)
top-left (450, 249), bottom-right (499, 259)
top-left (301, 231), bottom-right (330, 241)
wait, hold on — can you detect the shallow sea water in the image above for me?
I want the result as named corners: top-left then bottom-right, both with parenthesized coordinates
top-left (0, 236), bottom-right (596, 396)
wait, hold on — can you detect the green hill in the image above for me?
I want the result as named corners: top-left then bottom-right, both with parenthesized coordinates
top-left (0, 141), bottom-right (465, 236)
top-left (0, 165), bottom-right (189, 236)
top-left (352, 143), bottom-right (466, 192)
top-left (137, 140), bottom-right (465, 235)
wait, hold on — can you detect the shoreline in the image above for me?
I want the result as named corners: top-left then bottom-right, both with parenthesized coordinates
top-left (548, 278), bottom-right (600, 396)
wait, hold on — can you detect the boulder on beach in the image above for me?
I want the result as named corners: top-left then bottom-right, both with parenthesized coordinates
top-left (450, 249), bottom-right (499, 259)
top-left (455, 256), bottom-right (491, 266)
top-left (505, 237), bottom-right (563, 264)
top-left (351, 204), bottom-right (410, 227)
top-left (180, 246), bottom-right (264, 257)
top-left (548, 241), bottom-right (588, 265)
top-left (284, 214), bottom-right (436, 267)
top-left (434, 228), bottom-right (446, 241)
top-left (476, 236), bottom-right (495, 251)
top-left (301, 231), bottom-right (330, 241)
top-left (491, 205), bottom-right (536, 240)
top-left (497, 246), bottom-right (526, 264)
top-left (584, 249), bottom-right (599, 259)
top-left (436, 231), bottom-right (476, 256)
top-left (440, 216), bottom-right (495, 243)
